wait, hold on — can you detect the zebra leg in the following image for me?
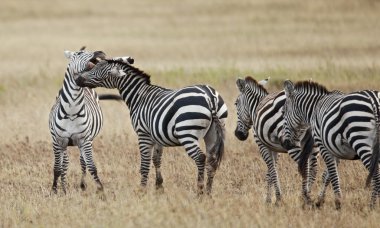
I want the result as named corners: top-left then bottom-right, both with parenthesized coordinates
top-left (370, 171), bottom-right (380, 209)
top-left (79, 153), bottom-right (87, 191)
top-left (51, 143), bottom-right (64, 194)
top-left (138, 135), bottom-right (154, 190)
top-left (288, 147), bottom-right (312, 206)
top-left (308, 149), bottom-right (319, 192)
top-left (258, 144), bottom-right (281, 204)
top-left (79, 141), bottom-right (103, 193)
top-left (180, 140), bottom-right (206, 196)
top-left (317, 148), bottom-right (341, 210)
top-left (60, 151), bottom-right (69, 194)
top-left (152, 144), bottom-right (164, 190)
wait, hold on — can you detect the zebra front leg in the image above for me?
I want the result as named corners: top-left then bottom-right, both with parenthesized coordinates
top-left (79, 142), bottom-right (104, 194)
top-left (60, 151), bottom-right (70, 194)
top-left (258, 145), bottom-right (281, 204)
top-left (137, 135), bottom-right (154, 192)
top-left (79, 153), bottom-right (87, 191)
top-left (318, 149), bottom-right (341, 209)
top-left (152, 144), bottom-right (164, 190)
top-left (51, 143), bottom-right (64, 194)
top-left (288, 147), bottom-right (312, 206)
top-left (308, 149), bottom-right (319, 192)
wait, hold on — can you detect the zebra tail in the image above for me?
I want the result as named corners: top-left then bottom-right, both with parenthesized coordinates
top-left (366, 95), bottom-right (380, 188)
top-left (210, 114), bottom-right (225, 169)
top-left (298, 127), bottom-right (315, 179)
top-left (98, 94), bottom-right (123, 101)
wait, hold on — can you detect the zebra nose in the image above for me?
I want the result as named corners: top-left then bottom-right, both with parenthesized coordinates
top-left (235, 129), bottom-right (249, 141)
top-left (75, 76), bottom-right (85, 86)
top-left (127, 57), bottom-right (134, 64)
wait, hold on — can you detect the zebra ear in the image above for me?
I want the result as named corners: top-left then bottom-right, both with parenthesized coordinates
top-left (110, 66), bottom-right (126, 77)
top-left (258, 77), bottom-right (270, 86)
top-left (64, 50), bottom-right (74, 59)
top-left (284, 80), bottom-right (294, 97)
top-left (236, 78), bottom-right (246, 92)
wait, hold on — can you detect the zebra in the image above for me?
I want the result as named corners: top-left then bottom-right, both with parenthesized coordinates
top-left (281, 80), bottom-right (380, 209)
top-left (49, 48), bottom-right (134, 195)
top-left (234, 76), bottom-right (318, 205)
top-left (73, 59), bottom-right (228, 195)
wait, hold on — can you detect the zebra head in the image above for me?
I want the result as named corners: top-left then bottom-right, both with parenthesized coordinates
top-left (74, 59), bottom-right (129, 88)
top-left (64, 48), bottom-right (106, 76)
top-left (234, 77), bottom-right (269, 141)
top-left (281, 80), bottom-right (300, 150)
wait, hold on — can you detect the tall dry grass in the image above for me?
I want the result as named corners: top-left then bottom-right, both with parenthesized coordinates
top-left (0, 0), bottom-right (380, 227)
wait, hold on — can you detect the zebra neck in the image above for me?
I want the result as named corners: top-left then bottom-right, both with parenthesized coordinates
top-left (117, 73), bottom-right (159, 109)
top-left (59, 73), bottom-right (86, 116)
top-left (300, 93), bottom-right (325, 125)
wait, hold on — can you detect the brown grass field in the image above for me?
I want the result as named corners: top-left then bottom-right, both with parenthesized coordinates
top-left (1, 0), bottom-right (380, 227)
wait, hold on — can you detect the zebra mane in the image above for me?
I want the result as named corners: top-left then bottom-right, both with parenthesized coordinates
top-left (106, 59), bottom-right (151, 85)
top-left (245, 76), bottom-right (268, 94)
top-left (293, 80), bottom-right (329, 94)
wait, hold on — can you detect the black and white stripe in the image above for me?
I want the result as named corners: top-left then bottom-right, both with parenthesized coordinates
top-left (282, 80), bottom-right (380, 209)
top-left (234, 77), bottom-right (318, 205)
top-left (74, 59), bottom-right (228, 195)
top-left (49, 49), bottom-right (109, 195)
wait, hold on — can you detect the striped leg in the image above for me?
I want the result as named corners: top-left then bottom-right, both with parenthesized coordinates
top-left (317, 146), bottom-right (341, 209)
top-left (79, 154), bottom-right (87, 191)
top-left (60, 151), bottom-right (69, 194)
top-left (52, 142), bottom-right (65, 194)
top-left (180, 140), bottom-right (206, 196)
top-left (152, 144), bottom-right (164, 190)
top-left (138, 135), bottom-right (154, 189)
top-left (288, 147), bottom-right (312, 205)
top-left (79, 141), bottom-right (103, 193)
top-left (308, 150), bottom-right (319, 192)
top-left (258, 144), bottom-right (281, 204)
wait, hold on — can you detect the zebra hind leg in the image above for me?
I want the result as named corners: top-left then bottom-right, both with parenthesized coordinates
top-left (152, 144), bottom-right (164, 191)
top-left (370, 171), bottom-right (380, 209)
top-left (79, 153), bottom-right (87, 191)
top-left (181, 140), bottom-right (206, 196)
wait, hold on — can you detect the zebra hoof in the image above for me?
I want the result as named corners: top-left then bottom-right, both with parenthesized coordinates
top-left (155, 185), bottom-right (165, 194)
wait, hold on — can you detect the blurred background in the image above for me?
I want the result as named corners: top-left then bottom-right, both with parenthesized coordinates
top-left (1, 0), bottom-right (379, 143)
top-left (1, 1), bottom-right (380, 226)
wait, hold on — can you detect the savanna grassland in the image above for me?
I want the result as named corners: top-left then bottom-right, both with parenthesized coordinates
top-left (1, 0), bottom-right (380, 227)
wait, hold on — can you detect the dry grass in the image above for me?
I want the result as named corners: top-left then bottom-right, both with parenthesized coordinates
top-left (0, 0), bottom-right (380, 227)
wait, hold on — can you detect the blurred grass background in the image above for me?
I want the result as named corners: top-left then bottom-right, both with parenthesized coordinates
top-left (0, 0), bottom-right (379, 227)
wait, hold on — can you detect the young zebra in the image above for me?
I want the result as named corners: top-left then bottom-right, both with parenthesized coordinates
top-left (234, 77), bottom-right (318, 205)
top-left (282, 80), bottom-right (380, 209)
top-left (49, 49), bottom-right (134, 195)
top-left (73, 59), bottom-right (228, 195)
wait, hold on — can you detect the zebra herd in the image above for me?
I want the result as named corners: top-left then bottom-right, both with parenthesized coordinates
top-left (49, 48), bottom-right (380, 209)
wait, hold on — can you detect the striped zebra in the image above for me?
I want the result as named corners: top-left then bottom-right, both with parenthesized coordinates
top-left (49, 48), bottom-right (134, 195)
top-left (73, 59), bottom-right (228, 195)
top-left (234, 77), bottom-right (318, 205)
top-left (282, 80), bottom-right (380, 209)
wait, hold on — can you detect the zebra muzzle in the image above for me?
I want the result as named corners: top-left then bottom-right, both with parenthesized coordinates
top-left (235, 129), bottom-right (249, 141)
